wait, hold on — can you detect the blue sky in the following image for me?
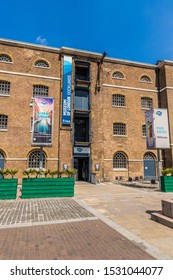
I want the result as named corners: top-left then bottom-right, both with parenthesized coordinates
top-left (1, 0), bottom-right (173, 64)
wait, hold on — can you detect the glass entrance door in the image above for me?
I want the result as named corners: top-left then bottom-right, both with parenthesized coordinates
top-left (74, 157), bottom-right (89, 181)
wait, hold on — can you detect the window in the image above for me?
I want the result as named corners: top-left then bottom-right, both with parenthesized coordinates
top-left (112, 94), bottom-right (125, 107)
top-left (0, 115), bottom-right (8, 130)
top-left (0, 150), bottom-right (5, 159)
top-left (34, 60), bottom-right (49, 68)
top-left (141, 97), bottom-right (153, 109)
top-left (28, 150), bottom-right (46, 168)
top-left (144, 152), bottom-right (155, 160)
top-left (0, 53), bottom-right (12, 63)
top-left (0, 81), bottom-right (10, 96)
top-left (113, 123), bottom-right (126, 136)
top-left (112, 71), bottom-right (124, 79)
top-left (142, 124), bottom-right (146, 137)
top-left (75, 63), bottom-right (90, 81)
top-left (140, 75), bottom-right (151, 83)
top-left (33, 85), bottom-right (49, 97)
top-left (113, 152), bottom-right (127, 169)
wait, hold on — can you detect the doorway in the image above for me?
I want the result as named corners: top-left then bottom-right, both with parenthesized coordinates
top-left (143, 152), bottom-right (156, 180)
top-left (0, 151), bottom-right (5, 179)
top-left (74, 157), bottom-right (89, 181)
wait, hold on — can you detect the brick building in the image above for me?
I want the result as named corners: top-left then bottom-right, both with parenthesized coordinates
top-left (0, 38), bottom-right (172, 182)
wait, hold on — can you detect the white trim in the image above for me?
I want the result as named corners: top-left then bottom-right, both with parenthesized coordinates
top-left (0, 69), bottom-right (61, 81)
top-left (128, 159), bottom-right (143, 162)
top-left (159, 86), bottom-right (173, 92)
top-left (6, 158), bottom-right (27, 161)
top-left (104, 159), bottom-right (112, 161)
top-left (113, 168), bottom-right (128, 171)
top-left (103, 83), bottom-right (158, 93)
top-left (6, 157), bottom-right (59, 161)
top-left (0, 94), bottom-right (10, 97)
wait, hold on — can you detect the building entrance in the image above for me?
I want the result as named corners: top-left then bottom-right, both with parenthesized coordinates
top-left (74, 157), bottom-right (89, 181)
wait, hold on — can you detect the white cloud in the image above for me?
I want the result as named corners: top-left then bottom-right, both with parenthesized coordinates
top-left (36, 35), bottom-right (48, 46)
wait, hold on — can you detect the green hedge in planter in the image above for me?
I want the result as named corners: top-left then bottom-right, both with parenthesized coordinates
top-left (0, 178), bottom-right (18, 200)
top-left (160, 176), bottom-right (173, 192)
top-left (21, 177), bottom-right (74, 198)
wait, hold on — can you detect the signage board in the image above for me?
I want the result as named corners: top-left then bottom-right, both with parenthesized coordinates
top-left (74, 147), bottom-right (90, 154)
top-left (145, 108), bottom-right (170, 149)
top-left (62, 55), bottom-right (72, 125)
top-left (32, 97), bottom-right (54, 146)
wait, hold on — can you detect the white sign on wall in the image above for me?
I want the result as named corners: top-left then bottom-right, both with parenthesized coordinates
top-left (74, 147), bottom-right (90, 154)
top-left (145, 108), bottom-right (170, 149)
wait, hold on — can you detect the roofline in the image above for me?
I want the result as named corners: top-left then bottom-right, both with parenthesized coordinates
top-left (0, 38), bottom-right (164, 68)
top-left (104, 56), bottom-right (157, 69)
top-left (0, 38), bottom-right (61, 53)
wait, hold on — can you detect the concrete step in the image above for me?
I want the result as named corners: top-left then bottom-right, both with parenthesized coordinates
top-left (151, 212), bottom-right (173, 229)
top-left (161, 199), bottom-right (173, 219)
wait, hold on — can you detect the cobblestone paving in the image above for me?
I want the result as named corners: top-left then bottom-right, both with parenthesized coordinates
top-left (0, 198), bottom-right (94, 227)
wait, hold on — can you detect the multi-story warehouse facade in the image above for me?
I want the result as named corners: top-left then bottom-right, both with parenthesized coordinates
top-left (0, 39), bottom-right (172, 182)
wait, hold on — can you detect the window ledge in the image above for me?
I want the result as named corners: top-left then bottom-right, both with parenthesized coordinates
top-left (113, 135), bottom-right (127, 137)
top-left (0, 94), bottom-right (10, 97)
top-left (112, 105), bottom-right (126, 108)
top-left (34, 66), bottom-right (50, 70)
top-left (0, 129), bottom-right (8, 132)
top-left (113, 168), bottom-right (127, 171)
top-left (112, 77), bottom-right (125, 80)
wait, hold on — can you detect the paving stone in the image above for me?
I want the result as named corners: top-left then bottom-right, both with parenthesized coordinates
top-left (0, 198), bottom-right (94, 227)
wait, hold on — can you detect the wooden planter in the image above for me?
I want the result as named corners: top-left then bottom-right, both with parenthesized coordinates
top-left (160, 176), bottom-right (173, 192)
top-left (0, 178), bottom-right (18, 200)
top-left (21, 177), bottom-right (75, 198)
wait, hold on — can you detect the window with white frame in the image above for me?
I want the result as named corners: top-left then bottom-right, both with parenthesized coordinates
top-left (33, 85), bottom-right (49, 97)
top-left (28, 150), bottom-right (46, 168)
top-left (140, 75), bottom-right (151, 83)
top-left (34, 60), bottom-right (49, 68)
top-left (141, 97), bottom-right (153, 109)
top-left (0, 81), bottom-right (10, 96)
top-left (142, 124), bottom-right (146, 137)
top-left (112, 71), bottom-right (124, 79)
top-left (0, 54), bottom-right (12, 63)
top-left (0, 115), bottom-right (8, 129)
top-left (113, 123), bottom-right (126, 136)
top-left (113, 152), bottom-right (127, 169)
top-left (112, 94), bottom-right (125, 107)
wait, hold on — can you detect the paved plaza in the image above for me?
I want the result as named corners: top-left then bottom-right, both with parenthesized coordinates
top-left (0, 181), bottom-right (173, 260)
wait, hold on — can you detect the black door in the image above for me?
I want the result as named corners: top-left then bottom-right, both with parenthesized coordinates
top-left (74, 158), bottom-right (89, 181)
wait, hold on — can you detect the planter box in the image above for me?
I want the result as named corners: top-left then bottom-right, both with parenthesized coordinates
top-left (21, 177), bottom-right (75, 198)
top-left (161, 176), bottom-right (173, 192)
top-left (0, 178), bottom-right (18, 200)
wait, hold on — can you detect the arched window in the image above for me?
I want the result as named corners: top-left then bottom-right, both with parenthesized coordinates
top-left (33, 85), bottom-right (49, 97)
top-left (141, 97), bottom-right (153, 109)
top-left (28, 150), bottom-right (46, 168)
top-left (0, 115), bottom-right (8, 130)
top-left (0, 53), bottom-right (12, 63)
top-left (0, 150), bottom-right (5, 159)
top-left (144, 152), bottom-right (156, 160)
top-left (0, 80), bottom-right (10, 96)
top-left (113, 123), bottom-right (126, 135)
top-left (113, 152), bottom-right (127, 169)
top-left (112, 71), bottom-right (124, 79)
top-left (140, 75), bottom-right (151, 83)
top-left (34, 59), bottom-right (49, 68)
top-left (112, 94), bottom-right (125, 107)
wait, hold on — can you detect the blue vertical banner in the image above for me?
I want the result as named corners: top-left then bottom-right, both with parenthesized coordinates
top-left (62, 55), bottom-right (72, 124)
